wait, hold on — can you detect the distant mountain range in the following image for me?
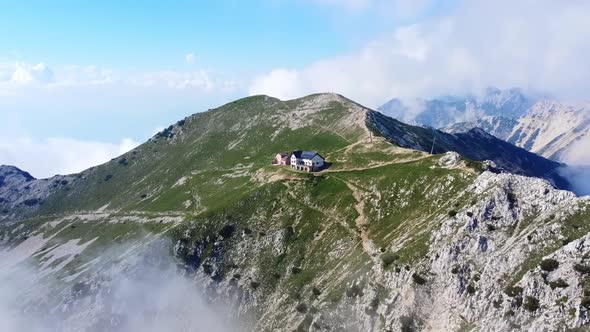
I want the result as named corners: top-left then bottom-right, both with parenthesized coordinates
top-left (378, 87), bottom-right (535, 128)
top-left (444, 100), bottom-right (590, 161)
top-left (379, 88), bottom-right (590, 162)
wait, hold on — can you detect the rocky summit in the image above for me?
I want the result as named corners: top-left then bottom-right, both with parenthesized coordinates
top-left (1, 93), bottom-right (589, 331)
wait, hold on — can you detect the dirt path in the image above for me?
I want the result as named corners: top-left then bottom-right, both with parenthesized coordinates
top-left (342, 180), bottom-right (389, 287)
top-left (343, 180), bottom-right (381, 262)
top-left (282, 180), bottom-right (377, 261)
top-left (321, 154), bottom-right (431, 174)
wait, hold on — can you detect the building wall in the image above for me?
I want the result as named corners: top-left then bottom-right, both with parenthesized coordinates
top-left (275, 154), bottom-right (290, 165)
top-left (289, 154), bottom-right (325, 171)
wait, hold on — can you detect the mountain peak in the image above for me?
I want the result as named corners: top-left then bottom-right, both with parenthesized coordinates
top-left (0, 165), bottom-right (35, 184)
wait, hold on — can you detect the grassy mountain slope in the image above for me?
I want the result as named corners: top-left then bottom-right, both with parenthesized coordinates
top-left (1, 93), bottom-right (588, 331)
top-left (11, 93), bottom-right (566, 221)
top-left (36, 94), bottom-right (370, 215)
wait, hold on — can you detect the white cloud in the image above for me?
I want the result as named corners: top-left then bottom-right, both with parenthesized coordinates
top-left (250, 0), bottom-right (590, 107)
top-left (0, 240), bottom-right (237, 332)
top-left (563, 135), bottom-right (590, 166)
top-left (249, 68), bottom-right (303, 100)
top-left (0, 63), bottom-right (240, 182)
top-left (560, 134), bottom-right (590, 196)
top-left (0, 136), bottom-right (139, 178)
top-left (58, 64), bottom-right (116, 85)
top-left (185, 53), bottom-right (196, 65)
top-left (0, 61), bottom-right (238, 94)
top-left (9, 62), bottom-right (54, 85)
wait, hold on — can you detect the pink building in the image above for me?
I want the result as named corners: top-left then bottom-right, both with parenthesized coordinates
top-left (273, 152), bottom-right (291, 165)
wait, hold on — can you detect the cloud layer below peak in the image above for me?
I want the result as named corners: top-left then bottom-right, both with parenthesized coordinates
top-left (0, 136), bottom-right (139, 178)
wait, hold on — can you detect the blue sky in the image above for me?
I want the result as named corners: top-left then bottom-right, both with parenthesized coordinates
top-left (2, 1), bottom-right (352, 70)
top-left (2, 1), bottom-right (453, 72)
top-left (1, 1), bottom-right (455, 142)
top-left (1, 0), bottom-right (589, 177)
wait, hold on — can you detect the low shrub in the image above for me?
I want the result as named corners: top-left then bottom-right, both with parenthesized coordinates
top-left (555, 296), bottom-right (568, 305)
top-left (569, 307), bottom-right (577, 317)
top-left (504, 285), bottom-right (523, 297)
top-left (549, 279), bottom-right (569, 289)
top-left (412, 273), bottom-right (427, 285)
top-left (346, 284), bottom-right (363, 298)
top-left (219, 224), bottom-right (235, 238)
top-left (312, 287), bottom-right (321, 296)
top-left (493, 298), bottom-right (503, 309)
top-left (400, 316), bottom-right (415, 332)
top-left (23, 198), bottom-right (40, 206)
top-left (523, 296), bottom-right (539, 312)
top-left (539, 259), bottom-right (559, 272)
top-left (574, 264), bottom-right (590, 274)
top-left (381, 252), bottom-right (399, 267)
top-left (366, 297), bottom-right (379, 315)
top-left (295, 303), bottom-right (308, 313)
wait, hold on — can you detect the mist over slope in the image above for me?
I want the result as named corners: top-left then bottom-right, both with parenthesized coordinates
top-left (0, 238), bottom-right (236, 332)
top-left (1, 93), bottom-right (589, 331)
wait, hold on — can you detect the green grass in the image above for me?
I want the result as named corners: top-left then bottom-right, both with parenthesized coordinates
top-left (335, 158), bottom-right (474, 260)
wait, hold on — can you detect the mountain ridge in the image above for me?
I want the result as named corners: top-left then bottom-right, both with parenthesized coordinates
top-left (0, 93), bottom-right (570, 222)
top-left (1, 93), bottom-right (589, 331)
